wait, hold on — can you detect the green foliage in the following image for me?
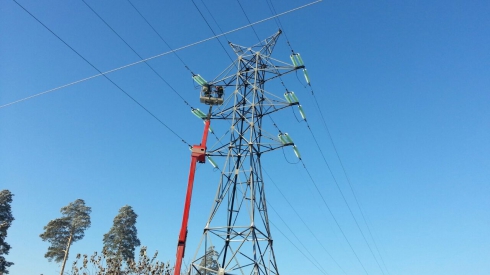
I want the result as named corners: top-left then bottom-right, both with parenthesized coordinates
top-left (71, 246), bottom-right (171, 275)
top-left (103, 205), bottom-right (141, 262)
top-left (40, 199), bottom-right (91, 263)
top-left (0, 190), bottom-right (14, 274)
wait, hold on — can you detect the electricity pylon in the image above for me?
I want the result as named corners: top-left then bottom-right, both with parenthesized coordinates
top-left (188, 30), bottom-right (305, 275)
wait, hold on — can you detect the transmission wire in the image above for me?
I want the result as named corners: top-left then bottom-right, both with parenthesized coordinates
top-left (306, 82), bottom-right (391, 275)
top-left (263, 169), bottom-right (349, 275)
top-left (300, 159), bottom-right (370, 275)
top-left (126, 0), bottom-right (193, 74)
top-left (199, 0), bottom-right (232, 43)
top-left (124, 0), bottom-right (224, 146)
top-left (200, 157), bottom-right (324, 274)
top-left (81, 0), bottom-right (193, 108)
top-left (264, 0), bottom-right (294, 52)
top-left (236, 0), bottom-right (263, 45)
top-left (267, 13), bottom-right (391, 270)
top-left (267, 104), bottom-right (357, 275)
top-left (272, 5), bottom-right (392, 269)
top-left (84, 0), bottom-right (228, 148)
top-left (12, 0), bottom-right (191, 147)
top-left (269, 219), bottom-right (329, 275)
top-left (264, 103), bottom-right (366, 274)
top-left (2, 0), bottom-right (322, 109)
top-left (303, 119), bottom-right (386, 275)
top-left (268, 204), bottom-right (330, 275)
top-left (190, 0), bottom-right (235, 62)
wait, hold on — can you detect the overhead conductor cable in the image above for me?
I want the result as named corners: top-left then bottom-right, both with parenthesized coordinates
top-left (12, 0), bottom-right (191, 147)
top-left (2, 0), bottom-right (323, 109)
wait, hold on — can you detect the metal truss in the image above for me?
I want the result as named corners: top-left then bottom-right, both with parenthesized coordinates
top-left (189, 30), bottom-right (303, 275)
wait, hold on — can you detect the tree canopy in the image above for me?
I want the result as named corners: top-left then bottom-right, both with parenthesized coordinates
top-left (40, 199), bottom-right (91, 275)
top-left (71, 246), bottom-right (171, 275)
top-left (0, 190), bottom-right (14, 274)
top-left (103, 205), bottom-right (141, 262)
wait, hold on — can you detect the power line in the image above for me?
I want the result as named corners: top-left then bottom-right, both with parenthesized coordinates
top-left (11, 0), bottom-right (191, 147)
top-left (264, 169), bottom-right (349, 275)
top-left (268, 204), bottom-right (330, 275)
top-left (276, 13), bottom-right (391, 270)
top-left (310, 92), bottom-right (391, 274)
top-left (266, 107), bottom-right (360, 274)
top-left (269, 219), bottom-right (329, 275)
top-left (303, 119), bottom-right (386, 275)
top-left (126, 0), bottom-right (193, 74)
top-left (300, 159), bottom-right (371, 275)
top-left (303, 68), bottom-right (393, 274)
top-left (198, 155), bottom-right (327, 274)
top-left (264, 0), bottom-right (294, 52)
top-left (199, 0), bottom-right (231, 43)
top-left (236, 0), bottom-right (263, 44)
top-left (1, 0), bottom-right (322, 109)
top-left (267, 181), bottom-right (330, 274)
top-left (81, 0), bottom-right (192, 108)
top-left (190, 0), bottom-right (234, 62)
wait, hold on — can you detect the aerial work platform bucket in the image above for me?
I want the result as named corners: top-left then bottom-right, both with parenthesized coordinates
top-left (200, 84), bottom-right (224, 105)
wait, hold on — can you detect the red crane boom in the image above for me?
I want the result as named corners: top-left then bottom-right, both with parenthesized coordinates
top-left (174, 117), bottom-right (211, 275)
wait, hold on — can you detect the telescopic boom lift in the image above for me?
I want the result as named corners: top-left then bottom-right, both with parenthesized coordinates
top-left (174, 80), bottom-right (224, 275)
top-left (174, 114), bottom-right (210, 275)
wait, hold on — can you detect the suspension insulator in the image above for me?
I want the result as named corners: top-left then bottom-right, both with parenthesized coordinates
top-left (290, 53), bottom-right (304, 67)
top-left (296, 53), bottom-right (305, 66)
top-left (193, 74), bottom-right (207, 86)
top-left (207, 156), bottom-right (218, 169)
top-left (298, 105), bottom-right (306, 120)
top-left (278, 133), bottom-right (287, 144)
top-left (303, 69), bottom-right (311, 84)
top-left (290, 91), bottom-right (299, 103)
top-left (284, 91), bottom-right (300, 104)
top-left (283, 133), bottom-right (294, 144)
top-left (191, 108), bottom-right (207, 119)
top-left (293, 145), bottom-right (301, 159)
top-left (278, 133), bottom-right (294, 145)
top-left (290, 55), bottom-right (298, 67)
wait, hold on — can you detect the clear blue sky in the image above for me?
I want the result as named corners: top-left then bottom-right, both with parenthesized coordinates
top-left (1, 0), bottom-right (489, 274)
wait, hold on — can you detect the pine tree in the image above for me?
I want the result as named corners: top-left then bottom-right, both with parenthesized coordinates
top-left (40, 199), bottom-right (91, 275)
top-left (103, 205), bottom-right (141, 262)
top-left (0, 190), bottom-right (14, 274)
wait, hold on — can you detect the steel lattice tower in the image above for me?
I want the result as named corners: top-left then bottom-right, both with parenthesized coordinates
top-left (188, 31), bottom-right (304, 275)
